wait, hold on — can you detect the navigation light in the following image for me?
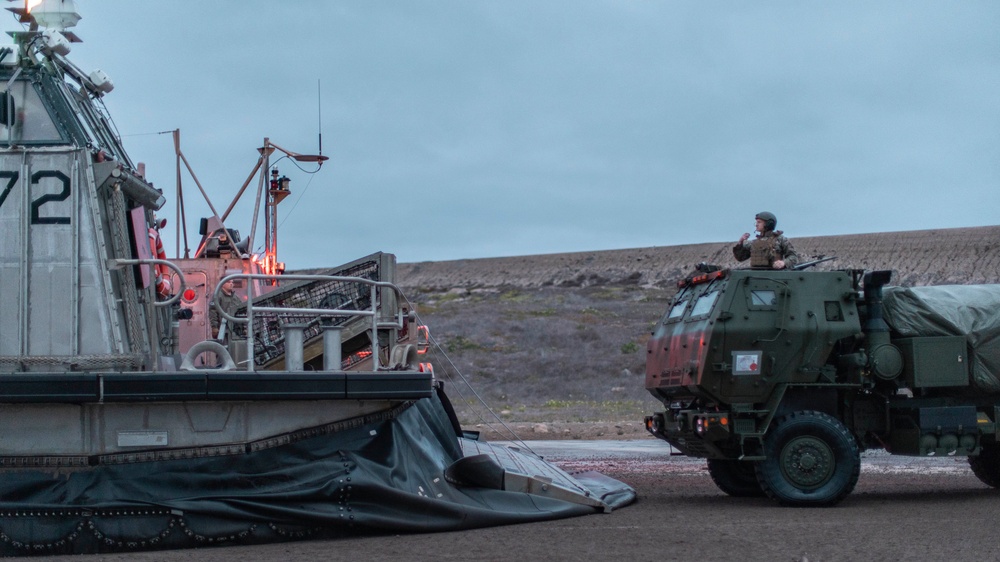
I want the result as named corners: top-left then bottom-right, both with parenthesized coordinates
top-left (26, 0), bottom-right (81, 31)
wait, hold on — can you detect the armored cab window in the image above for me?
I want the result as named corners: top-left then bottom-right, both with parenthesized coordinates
top-left (661, 287), bottom-right (691, 324)
top-left (666, 298), bottom-right (688, 321)
top-left (690, 290), bottom-right (719, 318)
top-left (744, 281), bottom-right (782, 311)
top-left (0, 79), bottom-right (66, 144)
top-left (667, 299), bottom-right (688, 319)
top-left (750, 290), bottom-right (777, 306)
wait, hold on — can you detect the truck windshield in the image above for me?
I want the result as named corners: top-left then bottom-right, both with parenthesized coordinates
top-left (691, 291), bottom-right (719, 317)
top-left (667, 299), bottom-right (688, 320)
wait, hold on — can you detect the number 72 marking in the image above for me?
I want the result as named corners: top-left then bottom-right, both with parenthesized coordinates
top-left (0, 170), bottom-right (72, 225)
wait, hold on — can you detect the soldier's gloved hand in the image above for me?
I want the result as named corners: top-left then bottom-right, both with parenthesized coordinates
top-left (739, 233), bottom-right (750, 243)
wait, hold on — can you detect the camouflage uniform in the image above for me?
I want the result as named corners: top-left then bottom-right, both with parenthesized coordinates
top-left (733, 230), bottom-right (800, 269)
top-left (209, 289), bottom-right (243, 340)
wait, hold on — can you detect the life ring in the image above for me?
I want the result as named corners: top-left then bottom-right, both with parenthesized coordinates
top-left (179, 340), bottom-right (237, 371)
top-left (148, 226), bottom-right (172, 297)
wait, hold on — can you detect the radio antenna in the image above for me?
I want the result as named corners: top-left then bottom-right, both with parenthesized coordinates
top-left (316, 79), bottom-right (323, 164)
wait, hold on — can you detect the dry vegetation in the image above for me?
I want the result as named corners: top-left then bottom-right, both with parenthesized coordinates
top-left (396, 226), bottom-right (1000, 438)
top-left (406, 285), bottom-right (668, 436)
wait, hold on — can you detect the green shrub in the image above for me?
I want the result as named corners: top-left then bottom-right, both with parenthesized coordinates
top-left (446, 335), bottom-right (482, 353)
top-left (620, 341), bottom-right (640, 354)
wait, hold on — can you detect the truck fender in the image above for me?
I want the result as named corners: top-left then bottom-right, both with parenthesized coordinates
top-left (773, 387), bottom-right (838, 422)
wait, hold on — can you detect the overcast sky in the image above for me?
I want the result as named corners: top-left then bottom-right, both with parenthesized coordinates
top-left (10, 2), bottom-right (999, 267)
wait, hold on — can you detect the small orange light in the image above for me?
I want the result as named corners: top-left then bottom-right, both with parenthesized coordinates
top-left (721, 416), bottom-right (729, 426)
top-left (416, 325), bottom-right (430, 355)
top-left (182, 288), bottom-right (197, 302)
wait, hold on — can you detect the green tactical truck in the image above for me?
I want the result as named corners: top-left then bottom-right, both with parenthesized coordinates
top-left (644, 264), bottom-right (1000, 506)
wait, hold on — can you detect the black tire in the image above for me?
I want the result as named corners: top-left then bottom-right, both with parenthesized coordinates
top-left (707, 459), bottom-right (765, 497)
top-left (969, 442), bottom-right (1000, 487)
top-left (755, 410), bottom-right (860, 507)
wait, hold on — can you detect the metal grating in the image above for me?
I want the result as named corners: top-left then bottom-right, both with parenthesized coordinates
top-left (236, 260), bottom-right (381, 367)
top-left (678, 439), bottom-right (712, 457)
top-left (735, 418), bottom-right (757, 434)
top-left (0, 353), bottom-right (143, 371)
top-left (107, 189), bottom-right (147, 364)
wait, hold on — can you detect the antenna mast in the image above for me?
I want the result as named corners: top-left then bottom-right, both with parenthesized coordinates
top-left (317, 79), bottom-right (323, 162)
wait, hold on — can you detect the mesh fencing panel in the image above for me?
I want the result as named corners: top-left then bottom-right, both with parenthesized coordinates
top-left (236, 260), bottom-right (381, 367)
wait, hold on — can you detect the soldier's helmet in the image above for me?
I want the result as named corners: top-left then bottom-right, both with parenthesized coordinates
top-left (755, 211), bottom-right (777, 232)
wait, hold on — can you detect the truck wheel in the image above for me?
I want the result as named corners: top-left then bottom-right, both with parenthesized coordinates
top-left (755, 410), bottom-right (860, 507)
top-left (969, 442), bottom-right (1000, 487)
top-left (707, 459), bottom-right (765, 497)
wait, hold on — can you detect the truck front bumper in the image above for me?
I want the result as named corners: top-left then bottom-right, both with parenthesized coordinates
top-left (645, 410), bottom-right (732, 458)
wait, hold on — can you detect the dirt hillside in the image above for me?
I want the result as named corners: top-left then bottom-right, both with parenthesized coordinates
top-left (398, 225), bottom-right (1000, 290)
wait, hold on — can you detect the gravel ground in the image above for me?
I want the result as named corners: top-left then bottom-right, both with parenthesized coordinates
top-left (471, 420), bottom-right (654, 441)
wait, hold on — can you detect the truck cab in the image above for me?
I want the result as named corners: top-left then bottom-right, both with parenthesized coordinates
top-left (645, 265), bottom-right (1000, 506)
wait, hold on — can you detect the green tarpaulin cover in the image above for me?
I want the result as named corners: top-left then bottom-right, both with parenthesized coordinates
top-left (883, 285), bottom-right (1000, 392)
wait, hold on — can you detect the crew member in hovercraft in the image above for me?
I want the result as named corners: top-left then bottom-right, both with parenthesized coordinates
top-left (733, 211), bottom-right (800, 269)
top-left (209, 279), bottom-right (242, 341)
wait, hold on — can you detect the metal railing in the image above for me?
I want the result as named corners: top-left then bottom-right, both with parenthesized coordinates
top-left (236, 259), bottom-right (381, 367)
top-left (106, 258), bottom-right (187, 307)
top-left (213, 273), bottom-right (406, 372)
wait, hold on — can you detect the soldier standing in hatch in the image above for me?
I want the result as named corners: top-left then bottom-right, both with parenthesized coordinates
top-left (733, 211), bottom-right (800, 269)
